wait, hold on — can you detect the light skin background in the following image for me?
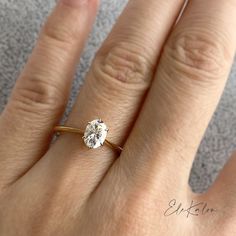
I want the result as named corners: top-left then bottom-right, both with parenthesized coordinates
top-left (0, 0), bottom-right (236, 235)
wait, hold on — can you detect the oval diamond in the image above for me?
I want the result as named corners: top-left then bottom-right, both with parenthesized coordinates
top-left (83, 119), bottom-right (108, 149)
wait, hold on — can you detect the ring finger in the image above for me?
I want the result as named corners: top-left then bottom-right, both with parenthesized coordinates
top-left (28, 0), bottom-right (186, 198)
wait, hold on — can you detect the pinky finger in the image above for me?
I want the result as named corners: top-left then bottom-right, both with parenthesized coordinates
top-left (0, 0), bottom-right (98, 188)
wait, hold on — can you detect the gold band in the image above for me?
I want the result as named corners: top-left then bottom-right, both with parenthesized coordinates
top-left (54, 126), bottom-right (123, 153)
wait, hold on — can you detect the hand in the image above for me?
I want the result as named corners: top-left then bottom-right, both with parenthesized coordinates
top-left (0, 0), bottom-right (236, 235)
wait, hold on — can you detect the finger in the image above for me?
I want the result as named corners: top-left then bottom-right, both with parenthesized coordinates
top-left (0, 0), bottom-right (98, 187)
top-left (30, 0), bottom-right (185, 198)
top-left (200, 151), bottom-right (236, 225)
top-left (115, 0), bottom-right (236, 193)
top-left (205, 151), bottom-right (236, 209)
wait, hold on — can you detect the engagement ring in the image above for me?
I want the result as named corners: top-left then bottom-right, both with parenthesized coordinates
top-left (54, 119), bottom-right (123, 154)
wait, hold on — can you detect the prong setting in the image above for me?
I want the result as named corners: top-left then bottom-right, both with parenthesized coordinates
top-left (83, 119), bottom-right (108, 149)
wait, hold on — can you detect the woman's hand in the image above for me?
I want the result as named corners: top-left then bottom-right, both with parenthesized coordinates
top-left (0, 0), bottom-right (236, 235)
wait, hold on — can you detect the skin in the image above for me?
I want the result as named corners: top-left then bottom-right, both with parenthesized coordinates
top-left (0, 0), bottom-right (236, 235)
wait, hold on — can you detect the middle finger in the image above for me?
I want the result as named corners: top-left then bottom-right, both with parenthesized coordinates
top-left (119, 0), bottom-right (236, 193)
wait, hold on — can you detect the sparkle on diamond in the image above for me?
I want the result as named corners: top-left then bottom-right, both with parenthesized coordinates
top-left (83, 119), bottom-right (108, 149)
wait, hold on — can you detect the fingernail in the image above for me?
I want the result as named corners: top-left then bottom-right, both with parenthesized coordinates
top-left (60, 0), bottom-right (89, 7)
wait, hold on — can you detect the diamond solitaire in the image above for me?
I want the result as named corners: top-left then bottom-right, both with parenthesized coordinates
top-left (54, 119), bottom-right (123, 153)
top-left (83, 119), bottom-right (109, 149)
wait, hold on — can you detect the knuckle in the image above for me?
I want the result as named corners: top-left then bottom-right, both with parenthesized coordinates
top-left (13, 75), bottom-right (66, 116)
top-left (116, 189), bottom-right (156, 235)
top-left (92, 42), bottom-right (154, 87)
top-left (42, 19), bottom-right (77, 46)
top-left (165, 30), bottom-right (230, 80)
